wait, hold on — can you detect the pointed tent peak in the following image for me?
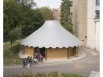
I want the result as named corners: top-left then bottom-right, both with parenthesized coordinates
top-left (43, 20), bottom-right (60, 26)
top-left (45, 20), bottom-right (59, 22)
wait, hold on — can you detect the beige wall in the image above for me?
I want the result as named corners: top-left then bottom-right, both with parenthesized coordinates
top-left (72, 0), bottom-right (87, 46)
top-left (47, 48), bottom-right (68, 59)
top-left (24, 47), bottom-right (78, 59)
top-left (24, 46), bottom-right (34, 57)
top-left (46, 47), bottom-right (77, 59)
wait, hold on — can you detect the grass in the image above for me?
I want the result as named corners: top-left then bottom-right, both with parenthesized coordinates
top-left (4, 41), bottom-right (22, 66)
top-left (61, 73), bottom-right (87, 77)
top-left (4, 72), bottom-right (87, 77)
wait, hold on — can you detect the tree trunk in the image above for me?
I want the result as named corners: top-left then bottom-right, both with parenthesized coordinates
top-left (10, 41), bottom-right (13, 46)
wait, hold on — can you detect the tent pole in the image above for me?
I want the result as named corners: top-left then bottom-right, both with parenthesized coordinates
top-left (68, 47), bottom-right (70, 59)
top-left (76, 47), bottom-right (78, 57)
top-left (45, 48), bottom-right (47, 60)
top-left (74, 46), bottom-right (77, 57)
top-left (67, 48), bottom-right (69, 59)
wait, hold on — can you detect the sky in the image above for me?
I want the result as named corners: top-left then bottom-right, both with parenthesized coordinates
top-left (34, 0), bottom-right (62, 9)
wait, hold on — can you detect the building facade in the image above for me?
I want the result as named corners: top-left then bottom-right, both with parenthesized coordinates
top-left (52, 8), bottom-right (61, 20)
top-left (87, 0), bottom-right (100, 51)
top-left (72, 0), bottom-right (100, 51)
top-left (72, 0), bottom-right (87, 47)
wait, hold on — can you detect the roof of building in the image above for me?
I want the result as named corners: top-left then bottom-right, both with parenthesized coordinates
top-left (21, 20), bottom-right (81, 48)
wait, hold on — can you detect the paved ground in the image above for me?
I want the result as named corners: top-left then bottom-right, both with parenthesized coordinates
top-left (4, 48), bottom-right (100, 77)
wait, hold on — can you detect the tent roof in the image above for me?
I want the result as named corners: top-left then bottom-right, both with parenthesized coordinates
top-left (21, 20), bottom-right (81, 48)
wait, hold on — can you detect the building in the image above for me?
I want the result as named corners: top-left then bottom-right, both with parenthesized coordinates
top-left (52, 8), bottom-right (61, 20)
top-left (72, 0), bottom-right (87, 47)
top-left (21, 20), bottom-right (81, 60)
top-left (72, 0), bottom-right (100, 51)
top-left (87, 0), bottom-right (100, 51)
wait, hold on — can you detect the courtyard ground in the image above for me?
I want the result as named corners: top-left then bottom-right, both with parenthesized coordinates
top-left (3, 47), bottom-right (99, 77)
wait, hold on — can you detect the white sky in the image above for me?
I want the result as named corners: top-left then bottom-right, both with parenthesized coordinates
top-left (34, 0), bottom-right (62, 9)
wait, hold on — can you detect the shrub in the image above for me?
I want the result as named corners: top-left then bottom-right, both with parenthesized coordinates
top-left (4, 41), bottom-right (22, 66)
top-left (49, 71), bottom-right (58, 77)
top-left (62, 73), bottom-right (87, 77)
top-left (4, 72), bottom-right (87, 77)
top-left (35, 72), bottom-right (47, 77)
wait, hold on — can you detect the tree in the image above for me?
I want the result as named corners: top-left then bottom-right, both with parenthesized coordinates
top-left (22, 9), bottom-right (45, 37)
top-left (8, 27), bottom-right (22, 46)
top-left (39, 7), bottom-right (54, 20)
top-left (4, 0), bottom-right (20, 41)
top-left (60, 0), bottom-right (73, 33)
top-left (16, 0), bottom-right (36, 8)
top-left (4, 0), bottom-right (54, 44)
top-left (3, 0), bottom-right (36, 42)
top-left (22, 7), bottom-right (54, 37)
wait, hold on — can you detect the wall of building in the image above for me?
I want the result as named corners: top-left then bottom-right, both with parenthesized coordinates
top-left (52, 8), bottom-right (60, 20)
top-left (24, 46), bottom-right (34, 57)
top-left (95, 21), bottom-right (100, 51)
top-left (72, 0), bottom-right (100, 51)
top-left (87, 0), bottom-right (100, 51)
top-left (72, 0), bottom-right (87, 46)
top-left (47, 48), bottom-right (68, 59)
top-left (87, 19), bottom-right (96, 49)
top-left (23, 47), bottom-right (78, 59)
top-left (46, 47), bottom-right (78, 60)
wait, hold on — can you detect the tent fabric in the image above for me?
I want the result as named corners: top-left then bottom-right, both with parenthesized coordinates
top-left (21, 20), bottom-right (81, 48)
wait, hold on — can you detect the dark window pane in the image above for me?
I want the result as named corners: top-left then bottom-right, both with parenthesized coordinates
top-left (95, 10), bottom-right (100, 19)
top-left (96, 0), bottom-right (100, 6)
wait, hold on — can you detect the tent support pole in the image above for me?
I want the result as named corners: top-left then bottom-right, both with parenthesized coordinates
top-left (68, 47), bottom-right (70, 59)
top-left (74, 46), bottom-right (77, 57)
top-left (76, 47), bottom-right (78, 57)
top-left (45, 48), bottom-right (47, 60)
top-left (67, 48), bottom-right (69, 59)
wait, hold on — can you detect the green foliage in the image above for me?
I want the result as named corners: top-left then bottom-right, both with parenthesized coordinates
top-left (49, 71), bottom-right (58, 77)
top-left (4, 41), bottom-right (22, 66)
top-left (16, 0), bottom-right (36, 8)
top-left (39, 7), bottom-right (54, 20)
top-left (21, 9), bottom-right (45, 37)
top-left (62, 73), bottom-right (87, 77)
top-left (35, 72), bottom-right (48, 77)
top-left (4, 0), bottom-right (53, 43)
top-left (8, 27), bottom-right (22, 45)
top-left (60, 0), bottom-right (73, 33)
top-left (4, 72), bottom-right (87, 77)
top-left (4, 0), bottom-right (35, 42)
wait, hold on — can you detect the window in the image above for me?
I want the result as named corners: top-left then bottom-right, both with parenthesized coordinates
top-left (95, 10), bottom-right (100, 19)
top-left (96, 0), bottom-right (100, 6)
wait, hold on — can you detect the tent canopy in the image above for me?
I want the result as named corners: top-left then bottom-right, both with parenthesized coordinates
top-left (21, 20), bottom-right (81, 48)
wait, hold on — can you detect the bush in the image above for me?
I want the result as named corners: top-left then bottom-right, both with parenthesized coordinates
top-left (35, 72), bottom-right (47, 77)
top-left (4, 72), bottom-right (87, 77)
top-left (62, 73), bottom-right (87, 77)
top-left (4, 41), bottom-right (22, 66)
top-left (49, 71), bottom-right (58, 77)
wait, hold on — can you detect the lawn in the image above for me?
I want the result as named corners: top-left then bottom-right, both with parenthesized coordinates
top-left (4, 41), bottom-right (23, 66)
top-left (4, 72), bottom-right (87, 77)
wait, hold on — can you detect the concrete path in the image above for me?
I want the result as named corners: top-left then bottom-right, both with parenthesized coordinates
top-left (4, 48), bottom-right (99, 77)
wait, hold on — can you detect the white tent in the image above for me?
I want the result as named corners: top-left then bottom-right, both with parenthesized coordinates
top-left (21, 20), bottom-right (81, 48)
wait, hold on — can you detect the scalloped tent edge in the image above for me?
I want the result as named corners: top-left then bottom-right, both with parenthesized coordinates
top-left (20, 20), bottom-right (81, 59)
